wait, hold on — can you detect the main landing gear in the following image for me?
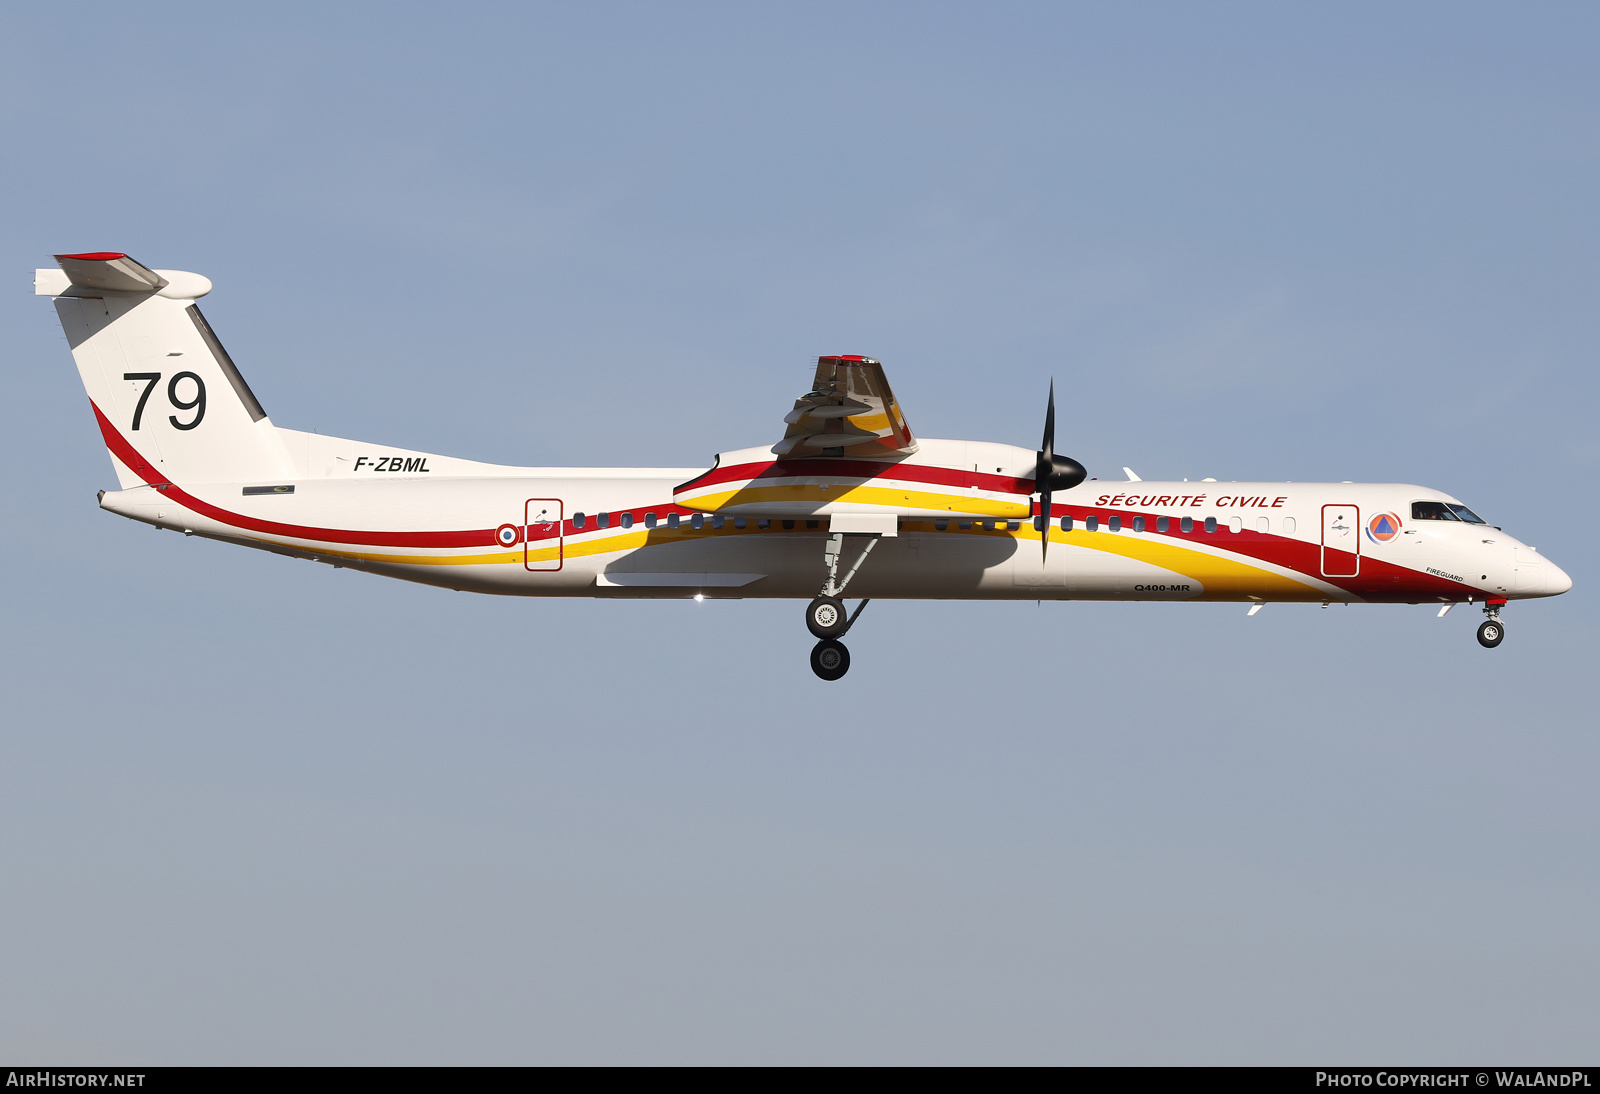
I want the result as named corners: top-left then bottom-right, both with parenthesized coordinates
top-left (806, 532), bottom-right (879, 680)
top-left (1477, 596), bottom-right (1507, 649)
top-left (805, 596), bottom-right (871, 679)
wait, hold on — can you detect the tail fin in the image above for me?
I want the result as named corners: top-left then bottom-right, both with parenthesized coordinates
top-left (38, 253), bottom-right (294, 488)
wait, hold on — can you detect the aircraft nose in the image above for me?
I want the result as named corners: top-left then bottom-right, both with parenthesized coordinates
top-left (1545, 560), bottom-right (1573, 596)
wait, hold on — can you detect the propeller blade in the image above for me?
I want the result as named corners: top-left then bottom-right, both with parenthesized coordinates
top-left (1040, 485), bottom-right (1052, 563)
top-left (1033, 378), bottom-right (1087, 562)
top-left (1040, 381), bottom-right (1055, 465)
top-left (1038, 381), bottom-right (1055, 563)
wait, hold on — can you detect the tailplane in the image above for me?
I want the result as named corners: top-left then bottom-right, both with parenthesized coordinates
top-left (38, 253), bottom-right (294, 487)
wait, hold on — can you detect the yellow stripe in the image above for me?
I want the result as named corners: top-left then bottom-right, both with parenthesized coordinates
top-left (229, 521), bottom-right (1322, 597)
top-left (910, 521), bottom-right (1323, 599)
top-left (686, 484), bottom-right (1030, 518)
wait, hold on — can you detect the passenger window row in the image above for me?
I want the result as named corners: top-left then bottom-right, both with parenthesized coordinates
top-left (564, 511), bottom-right (1302, 538)
top-left (570, 512), bottom-right (828, 532)
top-left (1037, 514), bottom-right (1298, 534)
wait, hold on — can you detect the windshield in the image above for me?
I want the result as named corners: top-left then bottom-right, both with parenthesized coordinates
top-left (1412, 500), bottom-right (1488, 523)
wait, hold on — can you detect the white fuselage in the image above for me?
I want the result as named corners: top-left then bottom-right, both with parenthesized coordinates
top-left (96, 431), bottom-right (1570, 606)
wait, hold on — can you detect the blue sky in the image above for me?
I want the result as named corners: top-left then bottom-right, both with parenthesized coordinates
top-left (1, 1), bottom-right (1596, 1063)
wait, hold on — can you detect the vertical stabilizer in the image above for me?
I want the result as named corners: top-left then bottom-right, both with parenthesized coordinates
top-left (39, 253), bottom-right (295, 487)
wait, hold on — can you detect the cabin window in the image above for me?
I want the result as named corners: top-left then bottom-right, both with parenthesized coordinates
top-left (782, 519), bottom-right (794, 530)
top-left (1132, 516), bottom-right (1145, 533)
top-left (958, 521), bottom-right (972, 530)
top-left (935, 520), bottom-right (948, 531)
top-left (1283, 516), bottom-right (1296, 534)
top-left (758, 518), bottom-right (770, 530)
top-left (644, 512), bottom-right (657, 529)
top-left (711, 514), bottom-right (724, 529)
top-left (982, 520), bottom-right (995, 531)
top-left (574, 512), bottom-right (586, 530)
top-left (1086, 515), bottom-right (1099, 532)
top-left (1229, 516), bottom-right (1243, 533)
top-left (806, 520), bottom-right (819, 529)
top-left (1180, 516), bottom-right (1193, 533)
top-left (1108, 515), bottom-right (1121, 532)
top-left (598, 512), bottom-right (610, 529)
top-left (1156, 515), bottom-right (1169, 533)
top-left (691, 512), bottom-right (704, 529)
top-left (1006, 521), bottom-right (1019, 531)
top-left (1255, 516), bottom-right (1269, 533)
top-left (1060, 515), bottom-right (1073, 531)
top-left (621, 513), bottom-right (634, 529)
top-left (668, 513), bottom-right (680, 529)
top-left (1204, 517), bottom-right (1217, 533)
top-left (734, 517), bottom-right (747, 529)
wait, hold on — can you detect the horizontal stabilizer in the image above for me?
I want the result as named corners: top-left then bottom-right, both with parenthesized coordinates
top-left (36, 253), bottom-right (212, 300)
top-left (54, 252), bottom-right (167, 293)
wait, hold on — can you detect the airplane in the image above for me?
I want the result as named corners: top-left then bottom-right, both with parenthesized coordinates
top-left (37, 252), bottom-right (1572, 680)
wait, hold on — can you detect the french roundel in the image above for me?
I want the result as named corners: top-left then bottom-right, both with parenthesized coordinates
top-left (496, 523), bottom-right (522, 547)
top-left (1366, 512), bottom-right (1402, 543)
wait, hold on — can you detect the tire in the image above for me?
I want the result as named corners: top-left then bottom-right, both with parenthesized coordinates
top-left (810, 639), bottom-right (850, 681)
top-left (1477, 620), bottom-right (1505, 648)
top-left (805, 595), bottom-right (848, 639)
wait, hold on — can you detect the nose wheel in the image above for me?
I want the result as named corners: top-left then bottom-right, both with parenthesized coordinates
top-left (1477, 597), bottom-right (1506, 648)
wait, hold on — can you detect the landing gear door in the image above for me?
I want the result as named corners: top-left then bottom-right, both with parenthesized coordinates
top-left (1320, 504), bottom-right (1360, 577)
top-left (525, 498), bottom-right (564, 572)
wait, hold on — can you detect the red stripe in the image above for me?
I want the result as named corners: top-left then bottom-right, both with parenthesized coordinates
top-left (56, 252), bottom-right (127, 261)
top-left (93, 402), bottom-right (493, 548)
top-left (93, 402), bottom-right (713, 550)
top-left (677, 458), bottom-right (1033, 496)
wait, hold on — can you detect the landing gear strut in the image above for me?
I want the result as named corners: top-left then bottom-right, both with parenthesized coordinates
top-left (807, 532), bottom-right (879, 680)
top-left (1477, 597), bottom-right (1506, 649)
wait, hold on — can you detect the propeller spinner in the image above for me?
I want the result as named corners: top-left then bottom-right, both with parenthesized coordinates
top-left (1035, 380), bottom-right (1087, 561)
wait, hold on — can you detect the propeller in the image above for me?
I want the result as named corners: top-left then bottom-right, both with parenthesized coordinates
top-left (1035, 380), bottom-right (1087, 561)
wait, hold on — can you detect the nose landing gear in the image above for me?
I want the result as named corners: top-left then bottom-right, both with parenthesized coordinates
top-left (1477, 596), bottom-right (1507, 648)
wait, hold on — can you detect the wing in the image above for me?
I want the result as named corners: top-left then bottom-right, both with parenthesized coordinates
top-left (771, 355), bottom-right (916, 459)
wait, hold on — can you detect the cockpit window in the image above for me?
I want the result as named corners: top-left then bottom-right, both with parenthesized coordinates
top-left (1412, 501), bottom-right (1488, 523)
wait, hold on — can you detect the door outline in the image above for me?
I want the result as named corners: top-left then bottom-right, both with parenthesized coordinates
top-left (524, 498), bottom-right (564, 572)
top-left (1320, 503), bottom-right (1360, 578)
